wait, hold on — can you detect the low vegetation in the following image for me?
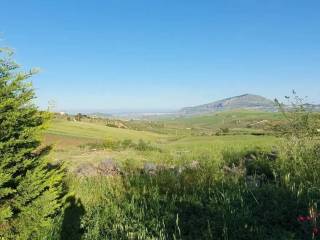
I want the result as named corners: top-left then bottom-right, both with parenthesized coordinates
top-left (1, 50), bottom-right (320, 239)
top-left (43, 99), bottom-right (320, 240)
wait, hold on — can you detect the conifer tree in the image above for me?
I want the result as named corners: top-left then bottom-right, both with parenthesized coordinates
top-left (0, 48), bottom-right (64, 239)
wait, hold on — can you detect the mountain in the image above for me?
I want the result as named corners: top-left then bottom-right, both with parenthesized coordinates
top-left (180, 94), bottom-right (276, 115)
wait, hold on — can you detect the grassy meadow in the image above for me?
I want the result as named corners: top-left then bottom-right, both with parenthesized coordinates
top-left (44, 110), bottom-right (320, 240)
top-left (45, 112), bottom-right (278, 171)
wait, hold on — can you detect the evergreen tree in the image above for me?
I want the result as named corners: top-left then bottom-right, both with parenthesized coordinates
top-left (0, 48), bottom-right (64, 239)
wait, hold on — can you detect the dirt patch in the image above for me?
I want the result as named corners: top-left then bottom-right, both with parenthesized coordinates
top-left (44, 133), bottom-right (101, 149)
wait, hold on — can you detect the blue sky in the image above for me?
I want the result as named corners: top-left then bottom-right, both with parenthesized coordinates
top-left (1, 0), bottom-right (320, 112)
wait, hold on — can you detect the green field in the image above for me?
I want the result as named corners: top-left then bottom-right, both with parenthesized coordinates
top-left (43, 110), bottom-right (320, 239)
top-left (45, 111), bottom-right (279, 169)
top-left (124, 110), bottom-right (283, 136)
top-left (46, 119), bottom-right (168, 142)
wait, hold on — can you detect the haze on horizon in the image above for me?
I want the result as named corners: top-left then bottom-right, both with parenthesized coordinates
top-left (1, 0), bottom-right (320, 111)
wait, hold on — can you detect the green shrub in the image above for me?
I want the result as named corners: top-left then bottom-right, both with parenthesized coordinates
top-left (103, 138), bottom-right (121, 150)
top-left (134, 139), bottom-right (161, 152)
top-left (121, 139), bottom-right (134, 149)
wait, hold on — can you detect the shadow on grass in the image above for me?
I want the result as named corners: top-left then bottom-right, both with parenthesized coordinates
top-left (123, 168), bottom-right (309, 240)
top-left (72, 149), bottom-right (319, 239)
top-left (60, 196), bottom-right (85, 240)
top-left (113, 147), bottom-right (317, 240)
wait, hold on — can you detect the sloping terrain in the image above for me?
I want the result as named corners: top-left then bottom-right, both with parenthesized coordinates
top-left (126, 110), bottom-right (283, 136)
top-left (180, 94), bottom-right (276, 115)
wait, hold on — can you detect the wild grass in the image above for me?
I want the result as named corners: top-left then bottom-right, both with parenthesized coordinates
top-left (59, 144), bottom-right (320, 239)
top-left (45, 109), bottom-right (320, 239)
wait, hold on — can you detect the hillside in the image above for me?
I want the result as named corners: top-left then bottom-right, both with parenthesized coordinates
top-left (45, 119), bottom-right (167, 144)
top-left (180, 94), bottom-right (276, 115)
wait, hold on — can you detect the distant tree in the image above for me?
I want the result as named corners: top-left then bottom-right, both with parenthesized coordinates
top-left (75, 113), bottom-right (83, 121)
top-left (0, 48), bottom-right (65, 239)
top-left (216, 127), bottom-right (230, 136)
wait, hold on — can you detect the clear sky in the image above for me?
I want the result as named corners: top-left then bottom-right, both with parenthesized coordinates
top-left (1, 0), bottom-right (319, 112)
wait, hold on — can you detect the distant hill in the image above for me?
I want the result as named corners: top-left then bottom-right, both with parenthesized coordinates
top-left (180, 94), bottom-right (277, 115)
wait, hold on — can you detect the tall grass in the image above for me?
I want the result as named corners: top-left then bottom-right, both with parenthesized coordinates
top-left (52, 138), bottom-right (319, 239)
top-left (50, 97), bottom-right (320, 239)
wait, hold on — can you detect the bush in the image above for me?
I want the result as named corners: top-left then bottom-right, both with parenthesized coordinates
top-left (121, 139), bottom-right (134, 149)
top-left (103, 139), bottom-right (121, 150)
